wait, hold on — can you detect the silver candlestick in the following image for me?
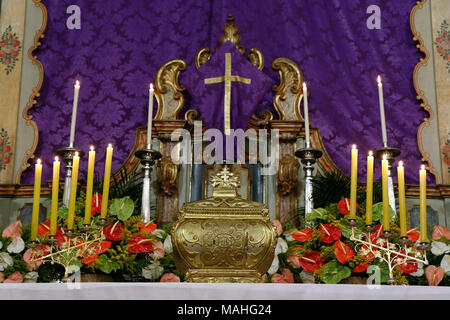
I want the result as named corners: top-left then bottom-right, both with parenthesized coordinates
top-left (56, 147), bottom-right (85, 207)
top-left (374, 147), bottom-right (400, 216)
top-left (295, 147), bottom-right (322, 227)
top-left (135, 148), bottom-right (161, 223)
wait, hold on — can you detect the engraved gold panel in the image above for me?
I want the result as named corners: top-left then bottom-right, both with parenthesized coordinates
top-left (171, 167), bottom-right (277, 283)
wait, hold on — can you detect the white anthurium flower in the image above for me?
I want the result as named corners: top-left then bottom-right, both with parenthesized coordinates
top-left (430, 241), bottom-right (450, 256)
top-left (152, 229), bottom-right (167, 239)
top-left (0, 252), bottom-right (13, 271)
top-left (410, 262), bottom-right (424, 277)
top-left (441, 255), bottom-right (450, 275)
top-left (24, 272), bottom-right (39, 283)
top-left (275, 237), bottom-right (288, 256)
top-left (283, 229), bottom-right (297, 242)
top-left (67, 264), bottom-right (81, 274)
top-left (267, 256), bottom-right (279, 275)
top-left (0, 240), bottom-right (3, 250)
top-left (7, 237), bottom-right (25, 254)
top-left (163, 235), bottom-right (173, 254)
top-left (299, 270), bottom-right (315, 283)
top-left (142, 260), bottom-right (164, 280)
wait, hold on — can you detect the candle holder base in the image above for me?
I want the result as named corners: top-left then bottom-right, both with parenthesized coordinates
top-left (79, 224), bottom-right (93, 233)
top-left (135, 148), bottom-right (161, 223)
top-left (380, 231), bottom-right (393, 240)
top-left (45, 236), bottom-right (60, 245)
top-left (417, 242), bottom-right (431, 252)
top-left (56, 146), bottom-right (85, 207)
top-left (398, 236), bottom-right (412, 246)
top-left (373, 147), bottom-right (401, 161)
top-left (96, 218), bottom-right (108, 227)
top-left (295, 147), bottom-right (322, 226)
top-left (63, 230), bottom-right (77, 238)
top-left (363, 225), bottom-right (377, 233)
top-left (347, 219), bottom-right (359, 227)
top-left (27, 241), bottom-right (41, 249)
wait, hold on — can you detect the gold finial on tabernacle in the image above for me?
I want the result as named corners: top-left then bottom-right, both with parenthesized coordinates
top-left (219, 14), bottom-right (245, 54)
top-left (211, 166), bottom-right (240, 197)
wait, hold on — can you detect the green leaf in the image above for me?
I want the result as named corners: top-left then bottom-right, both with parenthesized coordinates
top-left (96, 254), bottom-right (121, 274)
top-left (306, 208), bottom-right (329, 222)
top-left (367, 260), bottom-right (390, 283)
top-left (109, 196), bottom-right (134, 221)
top-left (321, 260), bottom-right (351, 284)
top-left (340, 215), bottom-right (364, 239)
top-left (371, 202), bottom-right (395, 222)
top-left (67, 261), bottom-right (82, 274)
top-left (58, 206), bottom-right (68, 219)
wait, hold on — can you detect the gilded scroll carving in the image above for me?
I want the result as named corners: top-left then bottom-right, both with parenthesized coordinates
top-left (277, 154), bottom-right (300, 196)
top-left (156, 156), bottom-right (178, 196)
top-left (272, 57), bottom-right (304, 121)
top-left (154, 59), bottom-right (187, 120)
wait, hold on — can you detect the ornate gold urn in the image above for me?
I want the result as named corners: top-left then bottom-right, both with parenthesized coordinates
top-left (171, 166), bottom-right (277, 282)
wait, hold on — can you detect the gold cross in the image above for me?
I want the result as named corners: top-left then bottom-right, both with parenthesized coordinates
top-left (204, 53), bottom-right (251, 135)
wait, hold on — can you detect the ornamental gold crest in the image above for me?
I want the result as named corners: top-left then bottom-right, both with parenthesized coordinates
top-left (171, 166), bottom-right (277, 282)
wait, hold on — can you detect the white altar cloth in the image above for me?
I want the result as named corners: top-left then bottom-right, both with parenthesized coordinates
top-left (0, 282), bottom-right (449, 300)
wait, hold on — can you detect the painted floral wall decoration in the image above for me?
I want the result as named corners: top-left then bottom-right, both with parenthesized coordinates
top-left (0, 25), bottom-right (22, 75)
top-left (0, 128), bottom-right (13, 172)
top-left (435, 20), bottom-right (450, 73)
top-left (443, 132), bottom-right (450, 175)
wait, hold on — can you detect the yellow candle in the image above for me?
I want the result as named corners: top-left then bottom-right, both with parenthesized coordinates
top-left (67, 152), bottom-right (80, 230)
top-left (31, 159), bottom-right (42, 241)
top-left (349, 144), bottom-right (358, 219)
top-left (381, 154), bottom-right (390, 231)
top-left (365, 151), bottom-right (374, 225)
top-left (100, 144), bottom-right (113, 219)
top-left (50, 157), bottom-right (60, 236)
top-left (84, 146), bottom-right (96, 225)
top-left (397, 161), bottom-right (407, 237)
top-left (419, 165), bottom-right (427, 242)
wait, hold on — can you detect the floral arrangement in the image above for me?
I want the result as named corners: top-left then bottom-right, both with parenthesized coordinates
top-left (0, 193), bottom-right (181, 283)
top-left (264, 199), bottom-right (450, 286)
top-left (1, 192), bottom-right (449, 285)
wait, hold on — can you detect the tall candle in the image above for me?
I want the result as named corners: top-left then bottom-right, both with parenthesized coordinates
top-left (69, 80), bottom-right (80, 148)
top-left (365, 151), bottom-right (374, 225)
top-left (302, 82), bottom-right (310, 148)
top-left (31, 159), bottom-right (42, 241)
top-left (419, 165), bottom-right (427, 242)
top-left (397, 161), bottom-right (407, 237)
top-left (67, 152), bottom-right (80, 230)
top-left (100, 144), bottom-right (114, 219)
top-left (381, 154), bottom-right (390, 231)
top-left (349, 144), bottom-right (358, 219)
top-left (377, 75), bottom-right (388, 148)
top-left (50, 157), bottom-right (60, 236)
top-left (84, 146), bottom-right (96, 225)
top-left (147, 83), bottom-right (154, 149)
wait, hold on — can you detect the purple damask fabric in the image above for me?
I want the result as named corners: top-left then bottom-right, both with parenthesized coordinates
top-left (23, 0), bottom-right (428, 185)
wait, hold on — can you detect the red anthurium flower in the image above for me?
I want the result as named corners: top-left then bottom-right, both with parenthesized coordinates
top-left (54, 228), bottom-right (68, 248)
top-left (93, 240), bottom-right (112, 255)
top-left (82, 254), bottom-right (99, 265)
top-left (432, 225), bottom-right (450, 241)
top-left (38, 221), bottom-right (52, 236)
top-left (358, 245), bottom-right (376, 263)
top-left (319, 224), bottom-right (341, 244)
top-left (291, 228), bottom-right (313, 242)
top-left (334, 240), bottom-right (355, 264)
top-left (91, 193), bottom-right (102, 216)
top-left (103, 222), bottom-right (125, 241)
top-left (337, 198), bottom-right (358, 215)
top-left (127, 234), bottom-right (153, 253)
top-left (393, 251), bottom-right (418, 274)
top-left (406, 228), bottom-right (420, 243)
top-left (365, 224), bottom-right (387, 247)
top-left (138, 222), bottom-right (157, 234)
top-left (353, 262), bottom-right (370, 273)
top-left (299, 251), bottom-right (325, 273)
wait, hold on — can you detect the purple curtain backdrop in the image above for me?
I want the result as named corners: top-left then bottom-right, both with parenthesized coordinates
top-left (23, 0), bottom-right (428, 185)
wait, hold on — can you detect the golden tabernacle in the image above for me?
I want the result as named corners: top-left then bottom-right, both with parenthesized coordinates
top-left (171, 166), bottom-right (277, 283)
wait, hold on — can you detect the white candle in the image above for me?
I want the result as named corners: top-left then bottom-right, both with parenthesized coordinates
top-left (302, 82), bottom-right (310, 148)
top-left (147, 83), bottom-right (154, 149)
top-left (69, 80), bottom-right (80, 148)
top-left (377, 75), bottom-right (388, 148)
